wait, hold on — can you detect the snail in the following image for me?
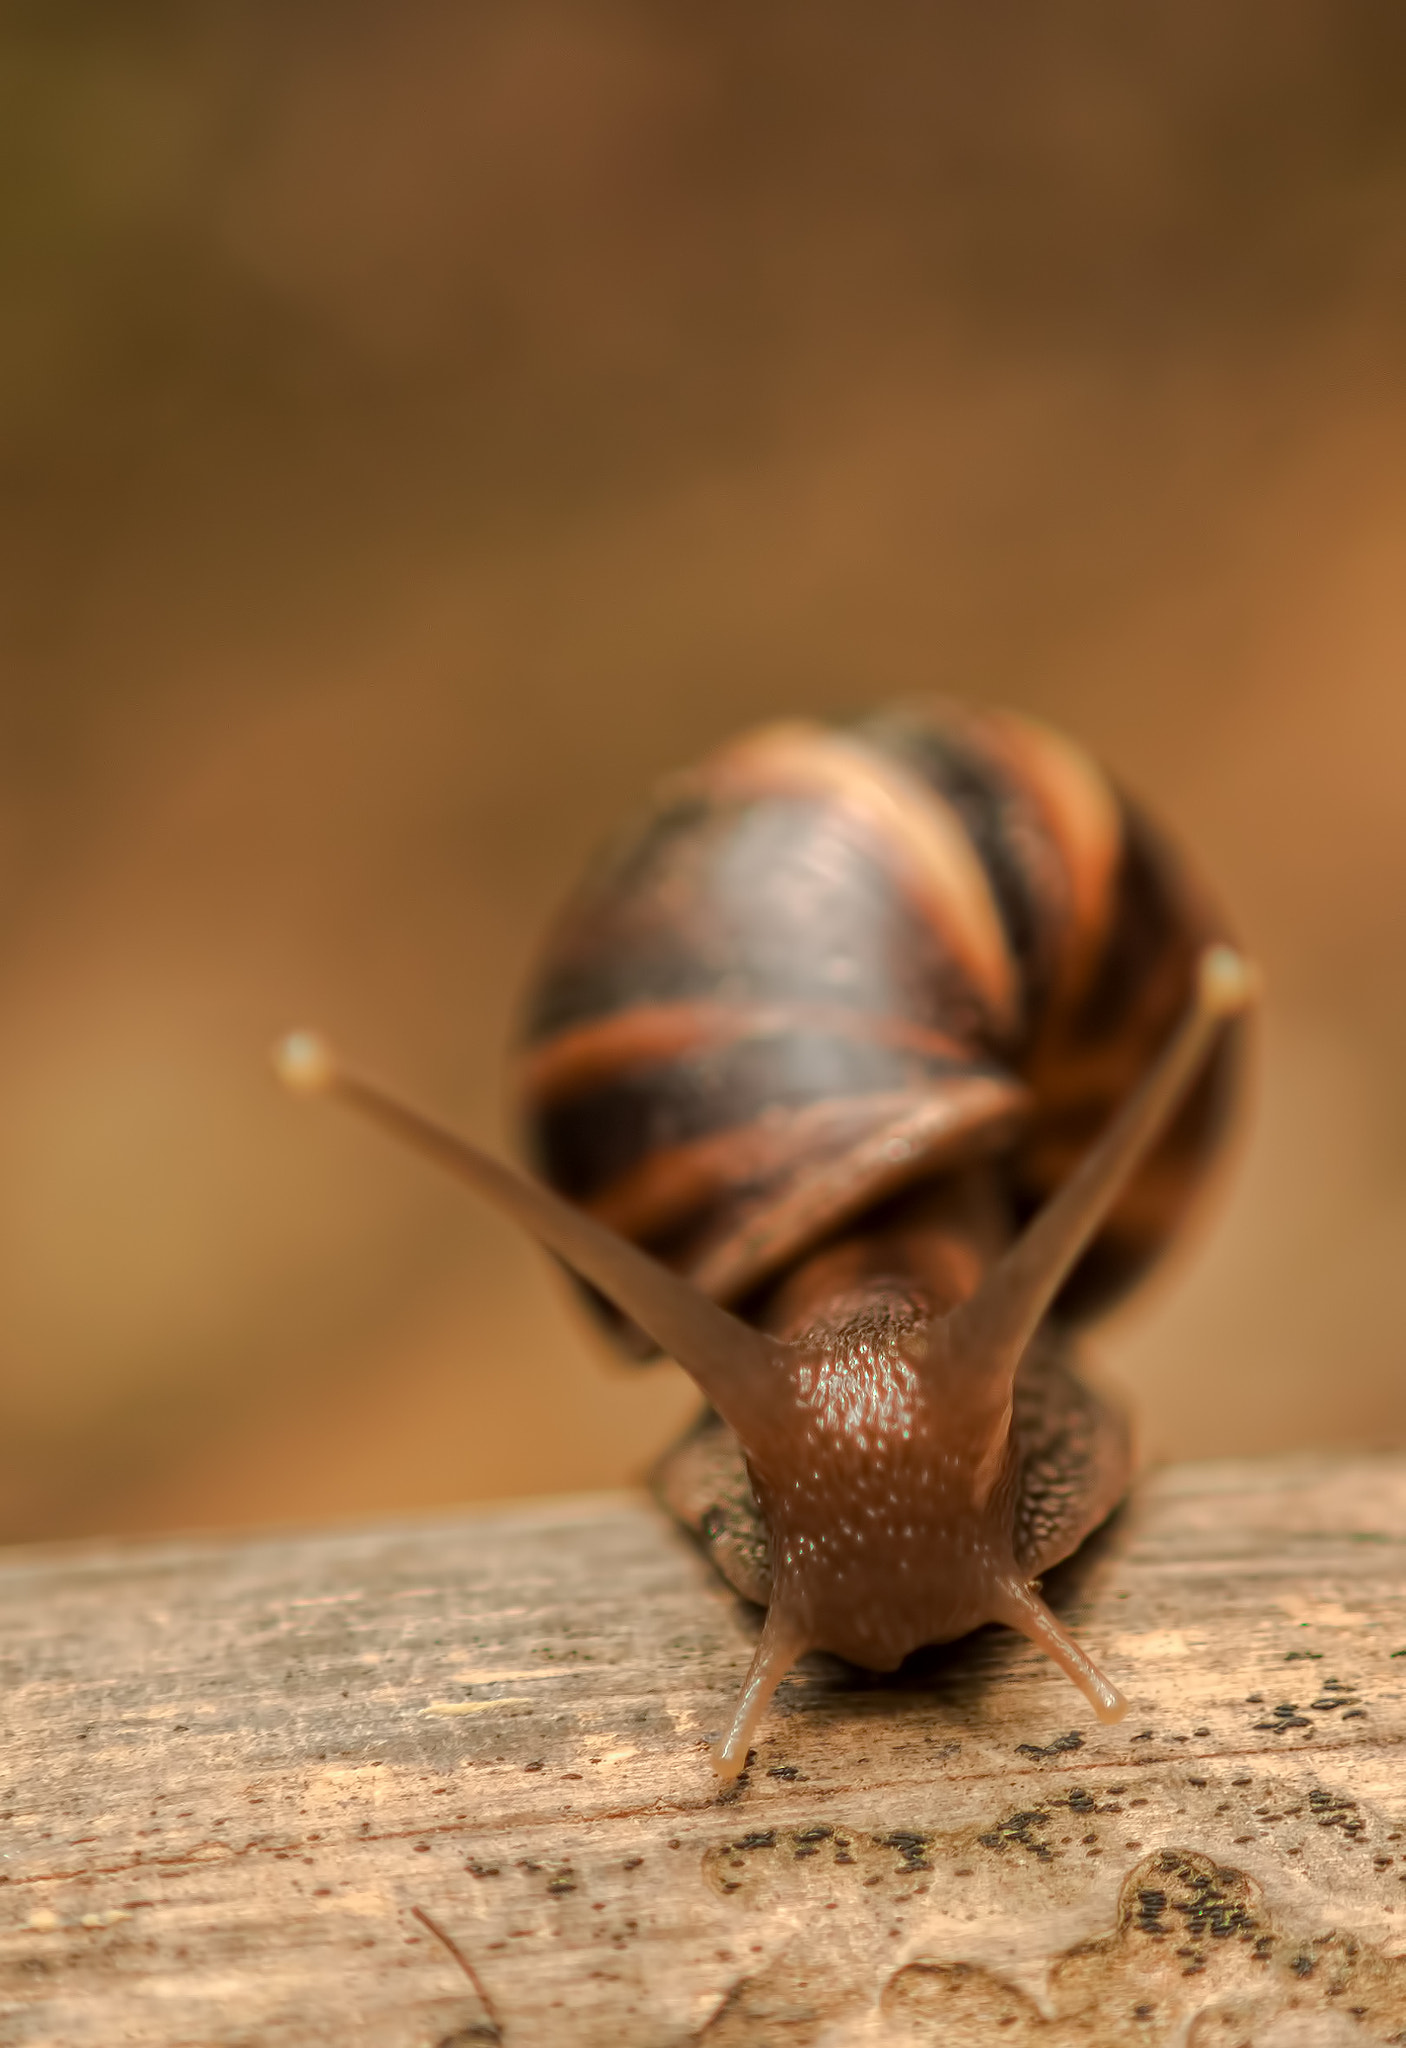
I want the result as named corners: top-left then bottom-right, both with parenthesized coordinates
top-left (276, 702), bottom-right (1254, 1779)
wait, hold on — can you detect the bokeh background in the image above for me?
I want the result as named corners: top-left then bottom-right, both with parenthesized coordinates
top-left (1, 0), bottom-right (1404, 1543)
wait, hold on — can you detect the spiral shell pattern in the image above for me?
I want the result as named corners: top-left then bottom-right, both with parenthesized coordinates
top-left (517, 702), bottom-right (1241, 1351)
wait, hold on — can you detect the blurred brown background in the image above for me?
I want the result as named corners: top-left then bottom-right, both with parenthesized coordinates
top-left (1, 0), bottom-right (1404, 1543)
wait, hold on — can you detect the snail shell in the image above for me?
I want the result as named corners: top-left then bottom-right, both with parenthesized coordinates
top-left (517, 702), bottom-right (1240, 1348)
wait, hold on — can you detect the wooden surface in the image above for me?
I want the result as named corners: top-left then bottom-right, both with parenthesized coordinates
top-left (6, 1459), bottom-right (1406, 2044)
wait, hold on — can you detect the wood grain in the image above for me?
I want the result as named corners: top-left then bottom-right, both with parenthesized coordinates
top-left (5, 1456), bottom-right (1406, 2044)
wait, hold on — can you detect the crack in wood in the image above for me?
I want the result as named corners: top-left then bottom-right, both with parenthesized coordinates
top-left (410, 1904), bottom-right (503, 2041)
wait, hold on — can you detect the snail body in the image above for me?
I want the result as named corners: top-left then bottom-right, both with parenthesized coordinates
top-left (278, 701), bottom-right (1252, 1776)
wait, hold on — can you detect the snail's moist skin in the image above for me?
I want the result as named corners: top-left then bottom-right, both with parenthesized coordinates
top-left (744, 1284), bottom-right (1024, 1671)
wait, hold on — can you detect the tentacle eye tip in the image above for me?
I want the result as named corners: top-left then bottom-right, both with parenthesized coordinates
top-left (1199, 944), bottom-right (1259, 1018)
top-left (272, 1029), bottom-right (336, 1096)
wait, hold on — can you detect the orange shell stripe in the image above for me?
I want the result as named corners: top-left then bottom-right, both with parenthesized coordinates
top-left (579, 1074), bottom-right (1031, 1259)
top-left (941, 704), bottom-right (1123, 1016)
top-left (518, 999), bottom-right (977, 1107)
top-left (682, 1076), bottom-right (1030, 1305)
top-left (685, 722), bottom-right (1020, 1040)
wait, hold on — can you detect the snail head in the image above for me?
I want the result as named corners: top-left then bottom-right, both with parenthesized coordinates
top-left (274, 944), bottom-right (1255, 1777)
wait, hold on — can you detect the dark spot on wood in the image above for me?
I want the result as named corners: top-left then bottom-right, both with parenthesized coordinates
top-left (1015, 1731), bottom-right (1084, 1760)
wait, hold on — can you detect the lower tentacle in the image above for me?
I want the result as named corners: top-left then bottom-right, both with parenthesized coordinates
top-left (992, 1579), bottom-right (1128, 1724)
top-left (712, 1602), bottom-right (810, 1780)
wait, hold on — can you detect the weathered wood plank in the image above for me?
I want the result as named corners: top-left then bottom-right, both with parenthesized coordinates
top-left (4, 1457), bottom-right (1406, 2044)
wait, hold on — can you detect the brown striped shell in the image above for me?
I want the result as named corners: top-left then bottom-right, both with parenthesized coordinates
top-left (516, 702), bottom-right (1241, 1355)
